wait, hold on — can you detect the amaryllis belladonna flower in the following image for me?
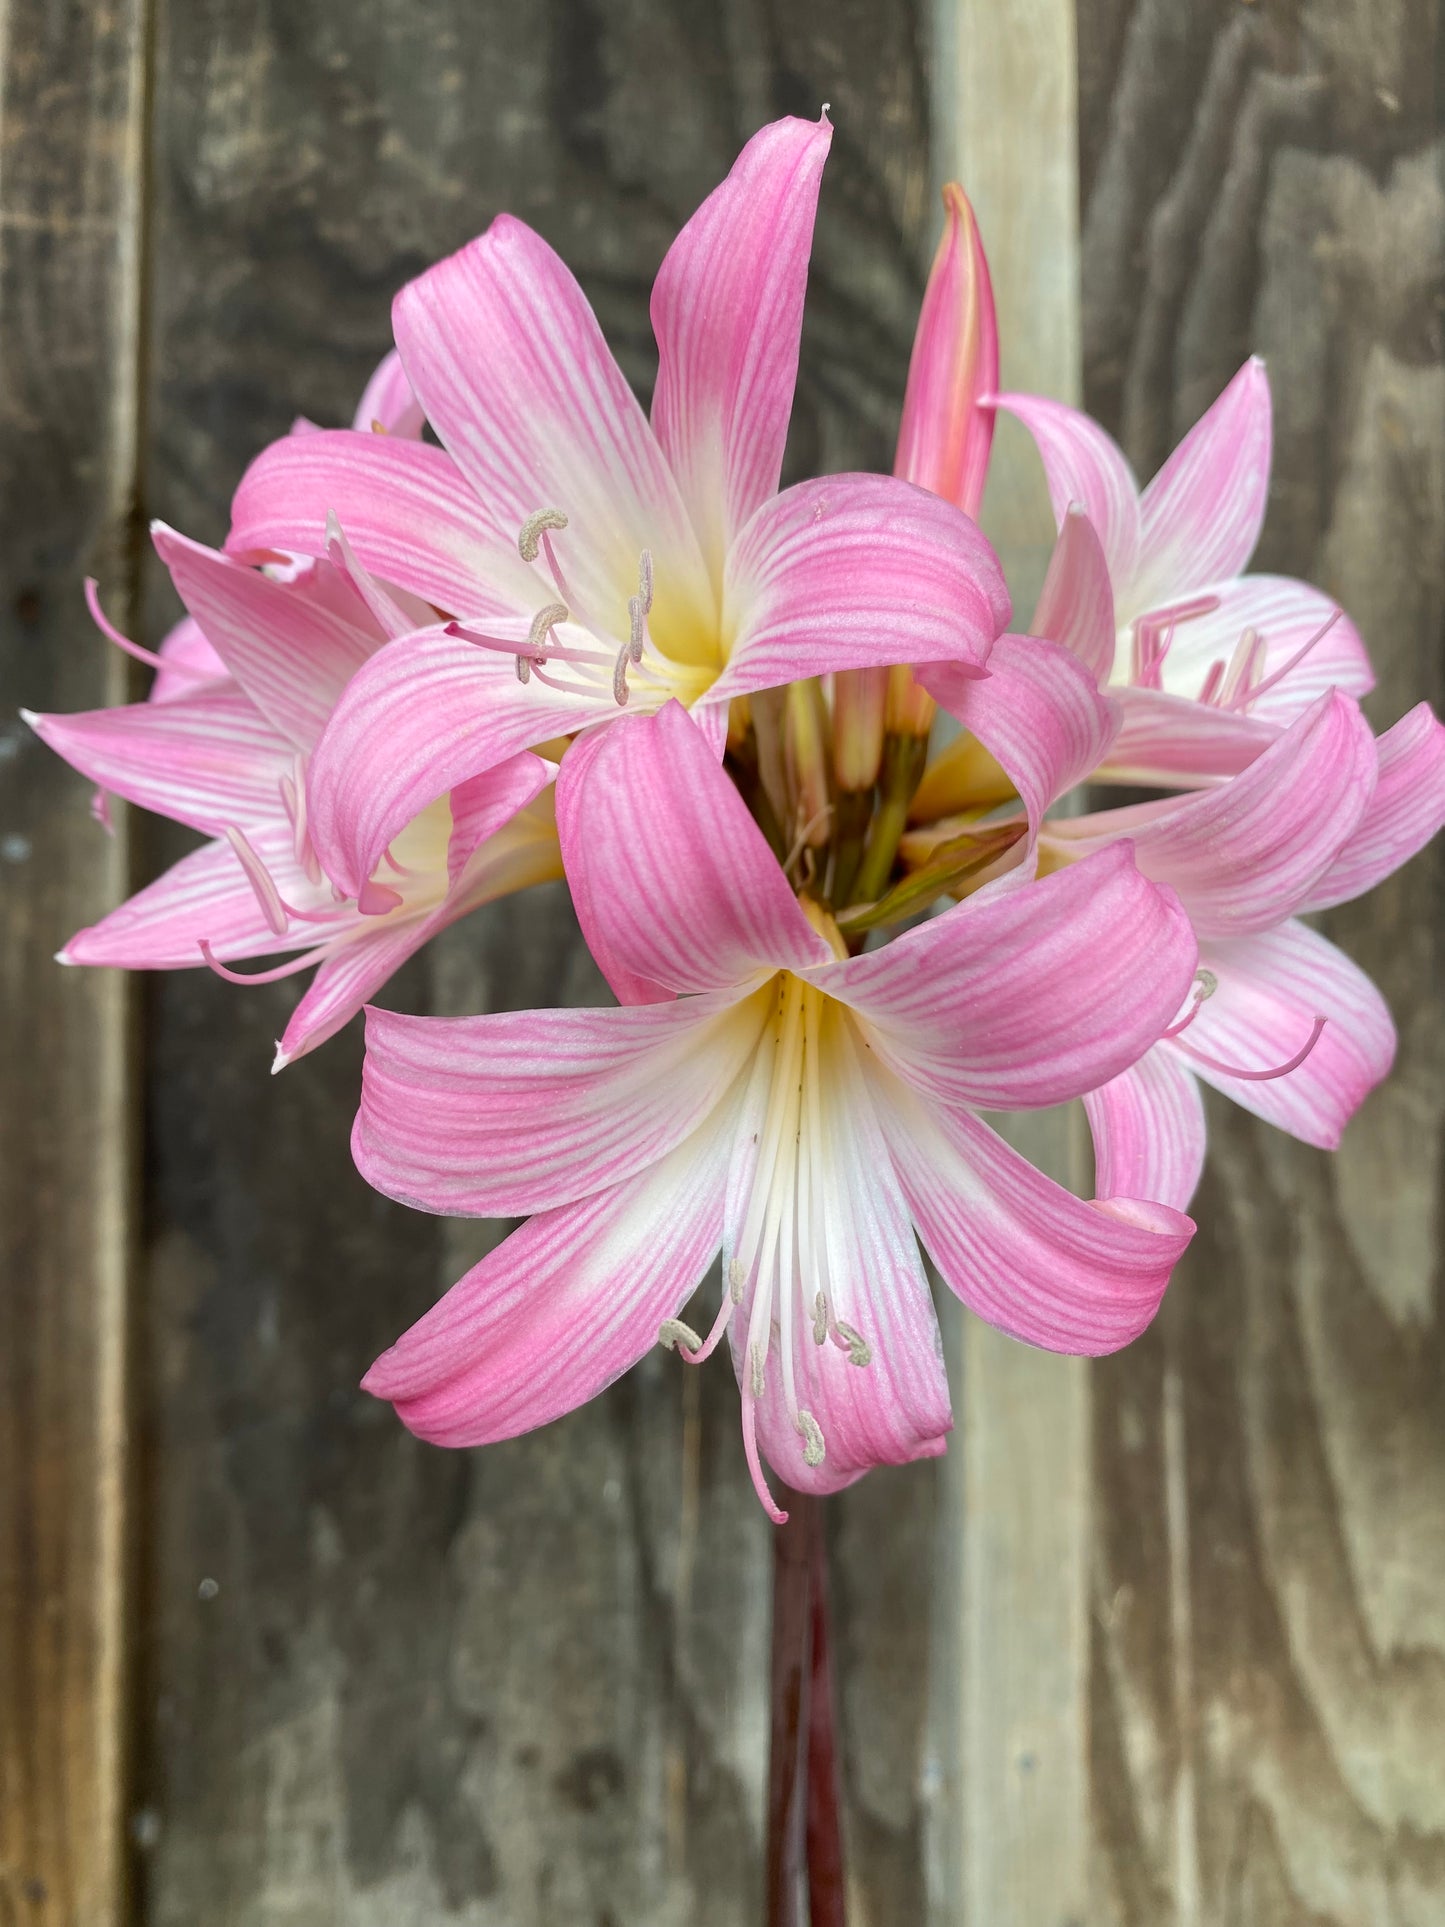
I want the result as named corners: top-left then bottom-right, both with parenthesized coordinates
top-left (899, 533), bottom-right (1445, 1206)
top-left (865, 187), bottom-right (1445, 1203)
top-left (355, 703), bottom-right (1199, 1517)
top-left (223, 114), bottom-right (1010, 908)
top-left (996, 359), bottom-right (1376, 785)
top-left (27, 522), bottom-right (559, 1067)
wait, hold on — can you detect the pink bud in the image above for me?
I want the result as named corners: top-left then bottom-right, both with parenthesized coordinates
top-left (894, 184), bottom-right (998, 519)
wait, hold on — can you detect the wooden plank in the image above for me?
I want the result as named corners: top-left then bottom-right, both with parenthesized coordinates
top-left (0, 3), bottom-right (151, 1923)
top-left (1079, 5), bottom-right (1445, 1922)
top-left (927, 3), bottom-right (1091, 1923)
top-left (132, 3), bottom-right (937, 1920)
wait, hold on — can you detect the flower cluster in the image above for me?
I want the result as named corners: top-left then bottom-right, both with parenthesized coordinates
top-left (32, 116), bottom-right (1445, 1518)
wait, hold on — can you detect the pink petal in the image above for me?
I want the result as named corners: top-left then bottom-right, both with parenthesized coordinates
top-left (362, 1104), bottom-right (736, 1446)
top-left (393, 214), bottom-right (715, 645)
top-left (1051, 690), bottom-right (1379, 937)
top-left (878, 1080), bottom-right (1193, 1354)
top-left (274, 915), bottom-right (439, 1068)
top-left (356, 990), bottom-right (763, 1216)
top-left (815, 843), bottom-right (1196, 1109)
top-left (446, 762), bottom-right (552, 886)
top-left (1305, 703), bottom-right (1445, 910)
top-left (1083, 1050), bottom-right (1207, 1212)
top-left (1153, 574), bottom-right (1374, 721)
top-left (351, 347), bottom-right (426, 438)
top-left (556, 702), bottom-right (830, 1004)
top-left (154, 524), bottom-right (378, 751)
top-left (712, 474), bottom-right (1009, 703)
top-left (60, 827), bottom-right (343, 969)
top-left (25, 688), bottom-right (291, 835)
top-left (995, 392), bottom-right (1142, 587)
top-left (894, 183), bottom-right (998, 519)
top-left (148, 616), bottom-right (228, 704)
top-left (651, 114), bottom-right (832, 584)
top-left (1028, 508), bottom-right (1117, 685)
top-left (917, 633), bottom-right (1118, 867)
top-left (1133, 358), bottom-right (1272, 611)
top-left (228, 429), bottom-right (537, 618)
top-left (306, 630), bottom-right (605, 898)
top-left (1176, 922), bottom-right (1395, 1148)
top-left (1100, 685), bottom-right (1278, 787)
top-left (740, 1021), bottom-right (952, 1497)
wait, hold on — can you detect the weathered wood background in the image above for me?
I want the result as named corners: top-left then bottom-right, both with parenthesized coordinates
top-left (1, 0), bottom-right (1441, 1922)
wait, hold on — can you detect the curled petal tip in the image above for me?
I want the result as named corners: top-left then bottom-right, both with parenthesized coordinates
top-left (271, 1044), bottom-right (292, 1074)
top-left (55, 947), bottom-right (76, 966)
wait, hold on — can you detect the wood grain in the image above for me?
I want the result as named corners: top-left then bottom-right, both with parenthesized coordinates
top-left (1079, 3), bottom-right (1445, 1921)
top-left (130, 3), bottom-right (937, 1921)
top-left (929, 4), bottom-right (1091, 1923)
top-left (0, 3), bottom-right (150, 1923)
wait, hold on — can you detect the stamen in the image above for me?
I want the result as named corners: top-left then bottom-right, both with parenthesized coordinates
top-left (527, 601), bottom-right (571, 658)
top-left (658, 1318), bottom-right (702, 1354)
top-left (627, 550), bottom-right (654, 665)
top-left (674, 1290), bottom-right (738, 1364)
top-left (357, 878), bottom-right (404, 916)
top-left (224, 823), bottom-right (369, 932)
top-left (612, 644), bottom-right (631, 707)
top-left (1236, 610), bottom-right (1342, 711)
top-left (741, 1382), bottom-right (787, 1524)
top-left (1160, 967), bottom-right (1219, 1041)
top-left (1130, 594), bottom-right (1222, 690)
top-left (1217, 625), bottom-right (1266, 709)
top-left (84, 578), bottom-right (217, 685)
top-left (224, 826), bottom-right (289, 935)
top-left (517, 507), bottom-right (569, 563)
top-left (813, 1291), bottom-right (828, 1345)
top-left (798, 1409), bottom-right (826, 1468)
top-left (750, 1342), bottom-right (766, 1400)
top-left (199, 937), bottom-right (330, 985)
top-left (833, 1322), bottom-right (872, 1368)
top-left (728, 1256), bottom-right (747, 1304)
top-left (1183, 1014), bottom-right (1327, 1083)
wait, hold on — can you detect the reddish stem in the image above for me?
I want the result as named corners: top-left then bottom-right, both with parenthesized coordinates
top-left (805, 1519), bottom-right (847, 1926)
top-left (765, 1493), bottom-right (847, 1927)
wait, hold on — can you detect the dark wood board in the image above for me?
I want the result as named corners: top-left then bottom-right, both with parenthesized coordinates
top-left (130, 4), bottom-right (936, 1921)
top-left (0, 3), bottom-right (149, 1923)
top-left (1078, 2), bottom-right (1445, 1920)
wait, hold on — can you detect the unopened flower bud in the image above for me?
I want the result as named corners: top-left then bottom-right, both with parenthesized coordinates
top-left (784, 679), bottom-right (832, 847)
top-left (832, 668), bottom-right (887, 791)
top-left (894, 183), bottom-right (998, 519)
top-left (885, 664), bottom-right (936, 740)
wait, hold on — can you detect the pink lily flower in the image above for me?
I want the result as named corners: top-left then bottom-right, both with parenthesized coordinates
top-left (27, 521), bottom-right (558, 1068)
top-left (1079, 694), bottom-right (1445, 1206)
top-left (139, 346), bottom-right (429, 710)
top-left (999, 361), bottom-right (1376, 784)
top-left (914, 532), bottom-right (1445, 1207)
top-left (222, 114), bottom-right (1010, 902)
top-left (354, 702), bottom-right (1198, 1516)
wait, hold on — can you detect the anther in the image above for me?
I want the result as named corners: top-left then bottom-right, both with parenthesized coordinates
top-left (750, 1343), bottom-right (766, 1399)
top-left (659, 1318), bottom-right (702, 1354)
top-left (813, 1292), bottom-right (828, 1345)
top-left (835, 1321), bottom-right (872, 1368)
top-left (612, 645), bottom-right (631, 707)
top-left (798, 1410), bottom-right (826, 1467)
top-left (518, 508), bottom-right (569, 563)
top-left (527, 601), bottom-right (570, 658)
top-left (728, 1256), bottom-right (747, 1303)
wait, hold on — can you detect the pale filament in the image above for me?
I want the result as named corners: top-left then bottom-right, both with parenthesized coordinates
top-left (661, 975), bottom-right (874, 1511)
